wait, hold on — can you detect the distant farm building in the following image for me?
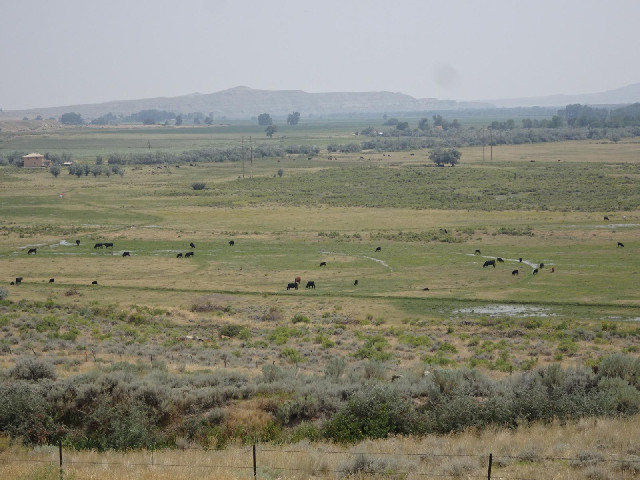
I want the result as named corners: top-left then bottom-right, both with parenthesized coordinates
top-left (22, 153), bottom-right (49, 168)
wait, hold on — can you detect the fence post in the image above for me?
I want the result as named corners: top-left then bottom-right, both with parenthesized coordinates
top-left (487, 453), bottom-right (492, 480)
top-left (59, 440), bottom-right (63, 480)
top-left (253, 444), bottom-right (257, 480)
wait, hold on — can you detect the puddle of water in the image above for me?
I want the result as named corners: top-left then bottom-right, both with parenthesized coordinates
top-left (454, 304), bottom-right (554, 317)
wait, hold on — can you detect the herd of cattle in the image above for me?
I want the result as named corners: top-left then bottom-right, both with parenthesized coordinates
top-left (9, 225), bottom-right (628, 290)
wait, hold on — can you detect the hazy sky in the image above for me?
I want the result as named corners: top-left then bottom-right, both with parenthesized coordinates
top-left (1, 0), bottom-right (639, 110)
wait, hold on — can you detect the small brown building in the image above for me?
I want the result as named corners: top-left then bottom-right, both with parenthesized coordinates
top-left (22, 153), bottom-right (49, 168)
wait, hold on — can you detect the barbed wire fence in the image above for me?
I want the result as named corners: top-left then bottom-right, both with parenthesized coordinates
top-left (1, 442), bottom-right (640, 479)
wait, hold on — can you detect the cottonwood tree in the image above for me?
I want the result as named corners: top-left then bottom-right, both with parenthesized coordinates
top-left (258, 113), bottom-right (273, 126)
top-left (429, 148), bottom-right (461, 166)
top-left (287, 112), bottom-right (300, 125)
top-left (265, 125), bottom-right (278, 138)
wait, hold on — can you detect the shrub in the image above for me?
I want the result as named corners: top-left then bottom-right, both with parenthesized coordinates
top-left (0, 287), bottom-right (8, 300)
top-left (291, 314), bottom-right (310, 324)
top-left (10, 358), bottom-right (57, 381)
top-left (191, 182), bottom-right (206, 190)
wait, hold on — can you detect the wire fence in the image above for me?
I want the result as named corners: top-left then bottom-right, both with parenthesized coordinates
top-left (1, 442), bottom-right (640, 479)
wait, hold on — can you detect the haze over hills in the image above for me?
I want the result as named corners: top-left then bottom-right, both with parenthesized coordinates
top-left (1, 84), bottom-right (639, 121)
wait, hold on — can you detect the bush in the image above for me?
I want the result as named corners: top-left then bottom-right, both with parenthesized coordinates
top-left (0, 287), bottom-right (8, 300)
top-left (191, 182), bottom-right (206, 190)
top-left (10, 358), bottom-right (57, 381)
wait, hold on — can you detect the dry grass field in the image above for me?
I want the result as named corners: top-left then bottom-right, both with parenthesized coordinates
top-left (1, 126), bottom-right (639, 479)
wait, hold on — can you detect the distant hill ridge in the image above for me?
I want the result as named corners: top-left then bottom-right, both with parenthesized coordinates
top-left (1, 84), bottom-right (639, 120)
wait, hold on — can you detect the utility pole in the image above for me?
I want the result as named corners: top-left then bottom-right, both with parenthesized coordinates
top-left (489, 128), bottom-right (493, 161)
top-left (249, 136), bottom-right (253, 178)
top-left (241, 136), bottom-right (245, 178)
top-left (482, 128), bottom-right (485, 161)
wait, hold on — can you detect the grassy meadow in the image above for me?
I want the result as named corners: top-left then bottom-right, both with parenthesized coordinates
top-left (1, 124), bottom-right (640, 478)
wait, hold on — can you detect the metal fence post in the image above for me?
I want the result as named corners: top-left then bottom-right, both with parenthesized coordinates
top-left (253, 444), bottom-right (257, 480)
top-left (59, 440), bottom-right (63, 480)
top-left (488, 453), bottom-right (492, 480)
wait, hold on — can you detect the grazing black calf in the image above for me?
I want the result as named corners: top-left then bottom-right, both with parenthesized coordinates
top-left (122, 251), bottom-right (130, 257)
top-left (497, 257), bottom-right (504, 262)
top-left (512, 269), bottom-right (519, 276)
top-left (49, 278), bottom-right (54, 283)
top-left (539, 263), bottom-right (545, 269)
top-left (10, 282), bottom-right (14, 285)
top-left (519, 258), bottom-right (523, 262)
top-left (94, 243), bottom-right (103, 249)
top-left (423, 287), bottom-right (429, 291)
top-left (320, 261), bottom-right (327, 266)
top-left (618, 242), bottom-right (624, 248)
top-left (229, 240), bottom-right (235, 246)
top-left (532, 268), bottom-right (538, 275)
top-left (104, 242), bottom-right (114, 248)
top-left (190, 242), bottom-right (195, 248)
top-left (15, 277), bottom-right (23, 285)
top-left (287, 282), bottom-right (298, 290)
top-left (483, 260), bottom-right (496, 268)
top-left (375, 247), bottom-right (382, 252)
top-left (91, 280), bottom-right (98, 285)
top-left (176, 253), bottom-right (183, 258)
top-left (27, 248), bottom-right (37, 255)
top-left (604, 216), bottom-right (609, 221)
top-left (305, 281), bottom-right (315, 289)
top-left (354, 279), bottom-right (358, 286)
top-left (475, 249), bottom-right (481, 255)
top-left (75, 240), bottom-right (80, 246)
top-left (185, 251), bottom-right (194, 258)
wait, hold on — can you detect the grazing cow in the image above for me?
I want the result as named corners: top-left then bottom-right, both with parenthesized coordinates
top-left (91, 280), bottom-right (98, 285)
top-left (532, 268), bottom-right (538, 275)
top-left (15, 277), bottom-right (23, 284)
top-left (475, 249), bottom-right (481, 255)
top-left (185, 251), bottom-right (194, 258)
top-left (229, 240), bottom-right (235, 246)
top-left (551, 267), bottom-right (555, 273)
top-left (497, 257), bottom-right (504, 262)
top-left (305, 281), bottom-right (315, 289)
top-left (320, 261), bottom-right (327, 266)
top-left (10, 282), bottom-right (14, 285)
top-left (49, 278), bottom-right (54, 283)
top-left (483, 260), bottom-right (496, 268)
top-left (604, 216), bottom-right (609, 221)
top-left (75, 240), bottom-right (80, 246)
top-left (618, 242), bottom-right (624, 248)
top-left (354, 279), bottom-right (358, 286)
top-left (375, 247), bottom-right (382, 252)
top-left (176, 253), bottom-right (183, 258)
top-left (539, 263), bottom-right (545, 269)
top-left (94, 243), bottom-right (103, 249)
top-left (122, 251), bottom-right (130, 257)
top-left (512, 269), bottom-right (519, 276)
top-left (423, 287), bottom-right (430, 291)
top-left (28, 248), bottom-right (37, 255)
top-left (295, 276), bottom-right (301, 284)
top-left (190, 242), bottom-right (195, 248)
top-left (287, 282), bottom-right (298, 290)
top-left (104, 242), bottom-right (114, 248)
top-left (519, 258), bottom-right (523, 263)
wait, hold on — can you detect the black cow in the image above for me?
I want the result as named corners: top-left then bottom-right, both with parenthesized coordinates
top-left (75, 240), bottom-right (80, 246)
top-left (475, 249), bottom-right (481, 255)
top-left (49, 278), bottom-right (54, 283)
top-left (512, 269), bottom-right (519, 276)
top-left (423, 287), bottom-right (430, 291)
top-left (354, 279), bottom-right (359, 286)
top-left (539, 263), bottom-right (545, 269)
top-left (91, 280), bottom-right (98, 285)
top-left (94, 243), bottom-right (103, 249)
top-left (176, 253), bottom-right (183, 258)
top-left (483, 260), bottom-right (496, 268)
top-left (604, 216), bottom-right (609, 221)
top-left (618, 242), bottom-right (624, 248)
top-left (375, 247), bottom-right (382, 252)
top-left (229, 240), bottom-right (235, 246)
top-left (185, 251), bottom-right (194, 258)
top-left (532, 268), bottom-right (538, 275)
top-left (104, 242), bottom-right (114, 248)
top-left (10, 282), bottom-right (14, 285)
top-left (15, 277), bottom-right (23, 285)
top-left (28, 248), bottom-right (37, 255)
top-left (122, 251), bottom-right (130, 257)
top-left (190, 242), bottom-right (195, 248)
top-left (320, 261), bottom-right (327, 266)
top-left (519, 258), bottom-right (523, 262)
top-left (497, 257), bottom-right (504, 262)
top-left (287, 282), bottom-right (298, 290)
top-left (305, 281), bottom-right (315, 289)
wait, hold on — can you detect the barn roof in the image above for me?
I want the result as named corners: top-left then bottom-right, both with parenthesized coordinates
top-left (23, 153), bottom-right (44, 158)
